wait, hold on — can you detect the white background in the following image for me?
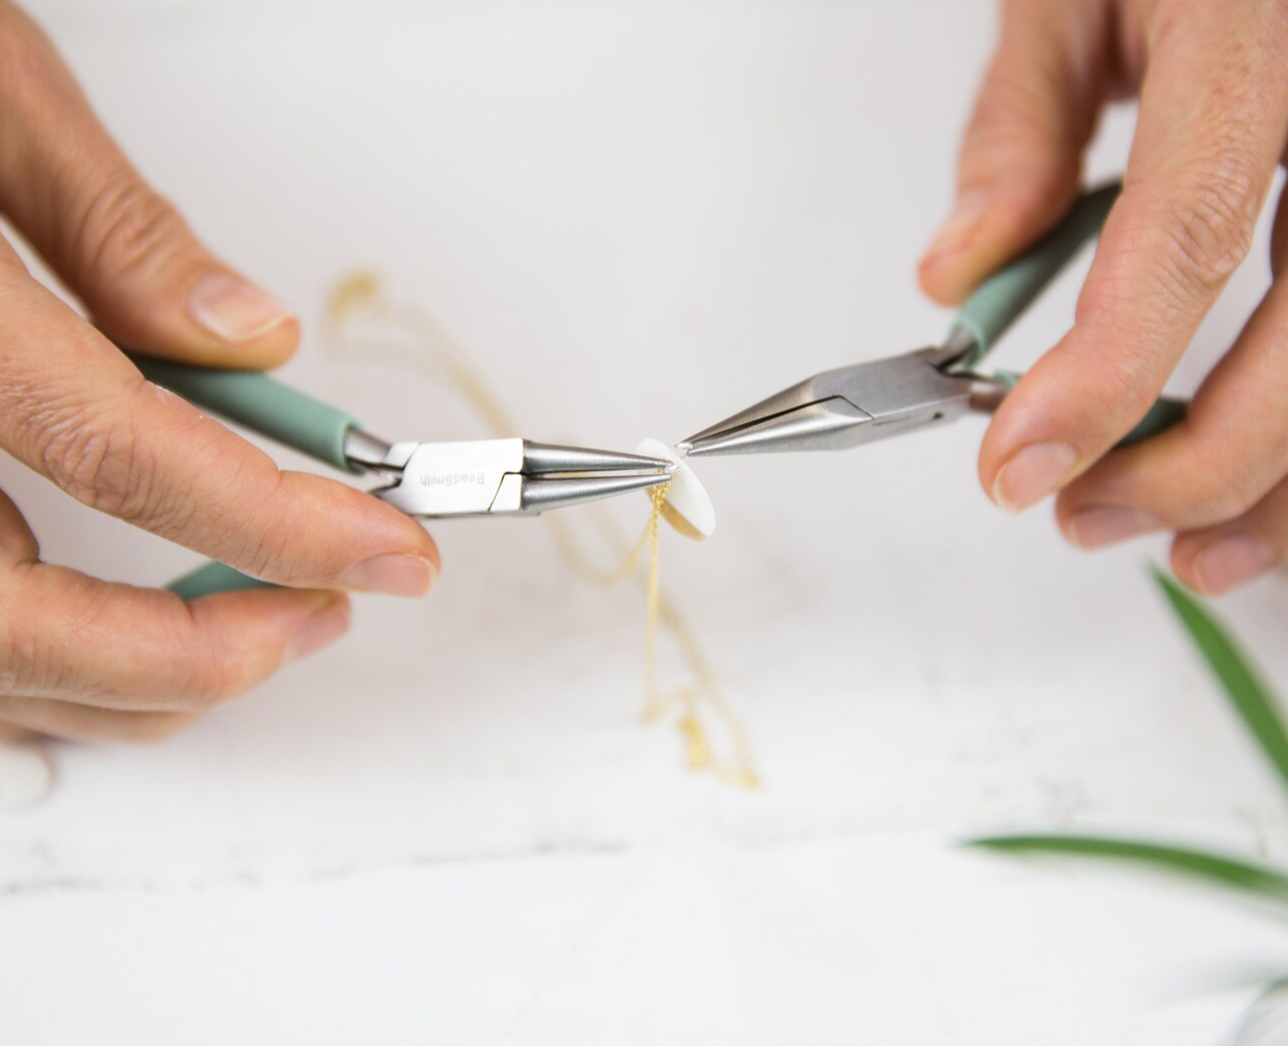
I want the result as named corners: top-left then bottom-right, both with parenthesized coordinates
top-left (3, 1), bottom-right (1288, 1042)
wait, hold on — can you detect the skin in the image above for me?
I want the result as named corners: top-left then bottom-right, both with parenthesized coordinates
top-left (0, 4), bottom-right (440, 742)
top-left (920, 0), bottom-right (1288, 597)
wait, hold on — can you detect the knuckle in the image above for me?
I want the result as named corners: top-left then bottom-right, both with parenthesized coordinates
top-left (1, 573), bottom-right (100, 699)
top-left (1180, 433), bottom-right (1263, 521)
top-left (30, 390), bottom-right (183, 529)
top-left (235, 478), bottom-right (308, 584)
top-left (0, 619), bottom-right (45, 697)
top-left (1061, 326), bottom-right (1160, 424)
top-left (75, 172), bottom-right (190, 286)
top-left (41, 411), bottom-right (138, 516)
top-left (243, 527), bottom-right (299, 584)
top-left (1096, 351), bottom-right (1160, 422)
top-left (89, 609), bottom-right (246, 714)
top-left (1198, 470), bottom-right (1260, 521)
top-left (967, 77), bottom-right (1058, 162)
top-left (169, 662), bottom-right (239, 711)
top-left (0, 581), bottom-right (69, 697)
top-left (136, 622), bottom-right (234, 714)
top-left (964, 29), bottom-right (1090, 176)
top-left (1155, 164), bottom-right (1262, 295)
top-left (165, 613), bottom-right (261, 712)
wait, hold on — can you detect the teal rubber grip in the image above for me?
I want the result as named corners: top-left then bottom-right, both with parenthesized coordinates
top-left (168, 561), bottom-right (271, 600)
top-left (952, 183), bottom-right (1121, 367)
top-left (131, 355), bottom-right (363, 474)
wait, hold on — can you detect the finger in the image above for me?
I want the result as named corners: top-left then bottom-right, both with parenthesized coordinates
top-left (0, 695), bottom-right (197, 743)
top-left (1168, 476), bottom-right (1288, 596)
top-left (0, 4), bottom-right (297, 367)
top-left (0, 720), bottom-right (39, 742)
top-left (0, 479), bottom-right (39, 564)
top-left (980, 2), bottom-right (1288, 514)
top-left (0, 271), bottom-right (440, 593)
top-left (1057, 186), bottom-right (1288, 545)
top-left (0, 494), bottom-right (353, 712)
top-left (918, 0), bottom-right (1111, 304)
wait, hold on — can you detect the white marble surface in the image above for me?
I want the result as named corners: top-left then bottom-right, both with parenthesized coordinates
top-left (3, 1), bottom-right (1288, 1042)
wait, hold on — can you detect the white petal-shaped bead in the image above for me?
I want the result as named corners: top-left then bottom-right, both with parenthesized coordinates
top-left (635, 438), bottom-right (716, 540)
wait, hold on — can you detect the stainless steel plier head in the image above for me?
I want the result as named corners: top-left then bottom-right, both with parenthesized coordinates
top-left (680, 332), bottom-right (999, 457)
top-left (350, 436), bottom-right (675, 517)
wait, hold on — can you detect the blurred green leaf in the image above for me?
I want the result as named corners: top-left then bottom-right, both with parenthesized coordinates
top-left (970, 835), bottom-right (1288, 901)
top-left (972, 570), bottom-right (1288, 1031)
top-left (1152, 567), bottom-right (1288, 798)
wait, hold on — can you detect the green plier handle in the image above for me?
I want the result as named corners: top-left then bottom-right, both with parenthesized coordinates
top-left (948, 181), bottom-right (1186, 447)
top-left (129, 355), bottom-right (369, 600)
top-left (132, 356), bottom-right (364, 474)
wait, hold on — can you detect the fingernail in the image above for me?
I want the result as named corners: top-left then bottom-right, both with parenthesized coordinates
top-left (342, 554), bottom-right (437, 597)
top-left (1192, 535), bottom-right (1275, 595)
top-left (283, 602), bottom-right (351, 665)
top-left (187, 272), bottom-right (293, 342)
top-left (921, 190), bottom-right (990, 266)
top-left (993, 441), bottom-right (1078, 513)
top-left (1065, 506), bottom-right (1162, 549)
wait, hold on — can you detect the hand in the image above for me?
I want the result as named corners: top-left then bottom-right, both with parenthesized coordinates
top-left (0, 4), bottom-right (439, 741)
top-left (919, 0), bottom-right (1288, 596)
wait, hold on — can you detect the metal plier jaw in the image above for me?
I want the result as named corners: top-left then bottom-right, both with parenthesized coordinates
top-left (345, 436), bottom-right (674, 517)
top-left (679, 184), bottom-right (1185, 462)
top-left (682, 332), bottom-right (1004, 457)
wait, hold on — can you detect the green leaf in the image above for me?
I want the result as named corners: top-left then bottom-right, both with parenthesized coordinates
top-left (1151, 567), bottom-right (1288, 798)
top-left (970, 835), bottom-right (1288, 901)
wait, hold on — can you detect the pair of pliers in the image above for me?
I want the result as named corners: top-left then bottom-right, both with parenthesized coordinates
top-left (130, 356), bottom-right (673, 599)
top-left (681, 184), bottom-right (1187, 458)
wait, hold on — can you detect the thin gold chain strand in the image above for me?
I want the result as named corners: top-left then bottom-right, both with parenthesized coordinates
top-left (322, 274), bottom-right (758, 787)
